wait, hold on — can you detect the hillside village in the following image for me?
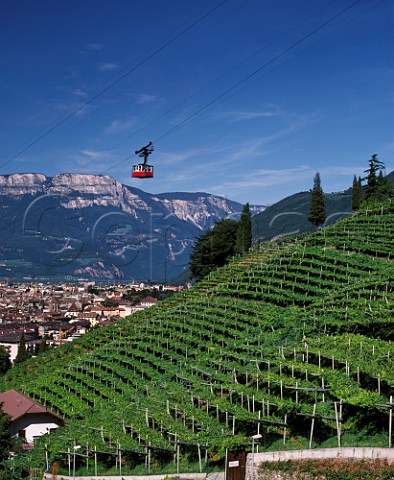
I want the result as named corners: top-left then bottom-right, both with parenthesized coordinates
top-left (0, 281), bottom-right (183, 362)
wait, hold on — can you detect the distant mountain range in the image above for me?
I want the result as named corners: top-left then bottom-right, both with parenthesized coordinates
top-left (1, 171), bottom-right (392, 282)
top-left (0, 173), bottom-right (265, 282)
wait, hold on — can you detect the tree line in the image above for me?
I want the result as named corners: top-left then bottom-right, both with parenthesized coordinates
top-left (307, 154), bottom-right (392, 228)
top-left (191, 154), bottom-right (393, 281)
top-left (189, 203), bottom-right (252, 281)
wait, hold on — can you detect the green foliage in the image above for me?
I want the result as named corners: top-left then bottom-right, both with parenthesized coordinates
top-left (308, 172), bottom-right (326, 228)
top-left (0, 347), bottom-right (11, 376)
top-left (235, 203), bottom-right (252, 255)
top-left (190, 219), bottom-right (239, 280)
top-left (352, 175), bottom-right (362, 211)
top-left (0, 405), bottom-right (12, 463)
top-left (363, 154), bottom-right (385, 200)
top-left (13, 333), bottom-right (27, 366)
top-left (376, 170), bottom-right (393, 200)
top-left (101, 299), bottom-right (119, 308)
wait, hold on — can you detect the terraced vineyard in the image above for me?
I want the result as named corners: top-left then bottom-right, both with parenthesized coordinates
top-left (2, 202), bottom-right (394, 475)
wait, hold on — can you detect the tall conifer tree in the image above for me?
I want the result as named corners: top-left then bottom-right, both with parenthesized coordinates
top-left (13, 333), bottom-right (27, 365)
top-left (351, 175), bottom-right (362, 211)
top-left (307, 172), bottom-right (326, 228)
top-left (235, 203), bottom-right (252, 255)
top-left (364, 154), bottom-right (385, 200)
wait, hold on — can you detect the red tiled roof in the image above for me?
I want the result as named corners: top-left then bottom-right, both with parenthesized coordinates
top-left (141, 296), bottom-right (158, 303)
top-left (0, 389), bottom-right (63, 422)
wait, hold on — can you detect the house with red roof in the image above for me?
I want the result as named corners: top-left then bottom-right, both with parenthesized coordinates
top-left (0, 389), bottom-right (63, 443)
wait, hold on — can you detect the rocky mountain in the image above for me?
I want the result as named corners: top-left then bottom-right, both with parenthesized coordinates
top-left (0, 174), bottom-right (265, 282)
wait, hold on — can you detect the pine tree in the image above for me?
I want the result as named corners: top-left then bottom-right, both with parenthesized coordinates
top-left (364, 154), bottom-right (385, 200)
top-left (351, 175), bottom-right (362, 211)
top-left (235, 203), bottom-right (252, 255)
top-left (13, 333), bottom-right (27, 366)
top-left (308, 172), bottom-right (326, 228)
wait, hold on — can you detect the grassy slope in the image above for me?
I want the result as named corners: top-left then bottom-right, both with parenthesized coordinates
top-left (1, 202), bottom-right (394, 469)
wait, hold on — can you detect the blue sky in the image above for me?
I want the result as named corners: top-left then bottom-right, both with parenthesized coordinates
top-left (0, 0), bottom-right (393, 205)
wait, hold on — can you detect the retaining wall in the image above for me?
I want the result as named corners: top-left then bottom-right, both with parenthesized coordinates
top-left (245, 447), bottom-right (394, 480)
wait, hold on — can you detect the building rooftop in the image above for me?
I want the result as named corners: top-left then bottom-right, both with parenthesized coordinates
top-left (0, 389), bottom-right (63, 423)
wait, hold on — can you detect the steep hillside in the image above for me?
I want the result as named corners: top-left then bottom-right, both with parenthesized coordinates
top-left (2, 201), bottom-right (393, 474)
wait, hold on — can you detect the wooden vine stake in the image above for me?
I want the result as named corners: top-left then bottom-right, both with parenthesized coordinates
top-left (376, 396), bottom-right (393, 448)
top-left (197, 443), bottom-right (202, 473)
top-left (309, 403), bottom-right (317, 449)
top-left (334, 400), bottom-right (342, 447)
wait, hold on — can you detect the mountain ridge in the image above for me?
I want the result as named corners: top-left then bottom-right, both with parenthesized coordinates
top-left (0, 173), bottom-right (266, 282)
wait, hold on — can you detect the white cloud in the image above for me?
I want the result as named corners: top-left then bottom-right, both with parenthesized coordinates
top-left (213, 107), bottom-right (281, 122)
top-left (136, 94), bottom-right (157, 104)
top-left (86, 43), bottom-right (106, 51)
top-left (98, 63), bottom-right (118, 72)
top-left (79, 150), bottom-right (106, 159)
top-left (71, 88), bottom-right (88, 98)
top-left (105, 118), bottom-right (137, 135)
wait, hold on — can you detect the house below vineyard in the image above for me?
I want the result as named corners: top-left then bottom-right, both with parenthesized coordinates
top-left (0, 389), bottom-right (63, 444)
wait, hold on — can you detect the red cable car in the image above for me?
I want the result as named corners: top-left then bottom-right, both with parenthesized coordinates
top-left (132, 142), bottom-right (154, 179)
top-left (132, 164), bottom-right (154, 178)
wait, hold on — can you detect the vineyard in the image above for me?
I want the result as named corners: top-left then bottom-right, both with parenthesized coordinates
top-left (1, 201), bottom-right (394, 476)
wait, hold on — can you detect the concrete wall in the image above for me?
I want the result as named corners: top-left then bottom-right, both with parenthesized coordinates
top-left (245, 447), bottom-right (394, 480)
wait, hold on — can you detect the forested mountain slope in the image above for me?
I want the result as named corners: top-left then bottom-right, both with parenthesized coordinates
top-left (1, 201), bottom-right (393, 473)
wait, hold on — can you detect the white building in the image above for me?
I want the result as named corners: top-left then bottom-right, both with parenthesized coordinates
top-left (0, 389), bottom-right (63, 444)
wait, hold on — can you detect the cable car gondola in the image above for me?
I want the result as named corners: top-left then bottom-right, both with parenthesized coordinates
top-left (132, 142), bottom-right (154, 178)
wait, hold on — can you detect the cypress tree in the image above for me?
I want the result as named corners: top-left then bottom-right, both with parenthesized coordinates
top-left (14, 333), bottom-right (27, 365)
top-left (307, 172), bottom-right (326, 228)
top-left (351, 175), bottom-right (362, 211)
top-left (235, 203), bottom-right (252, 255)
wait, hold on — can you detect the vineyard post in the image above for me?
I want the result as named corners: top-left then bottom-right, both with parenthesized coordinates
top-left (198, 443), bottom-right (202, 472)
top-left (309, 403), bottom-right (317, 449)
top-left (390, 396), bottom-right (393, 448)
top-left (283, 414), bottom-right (287, 445)
top-left (118, 443), bottom-right (122, 476)
top-left (334, 402), bottom-right (341, 447)
top-left (376, 396), bottom-right (393, 448)
top-left (44, 443), bottom-right (49, 472)
top-left (68, 447), bottom-right (71, 476)
top-left (94, 446), bottom-right (97, 477)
